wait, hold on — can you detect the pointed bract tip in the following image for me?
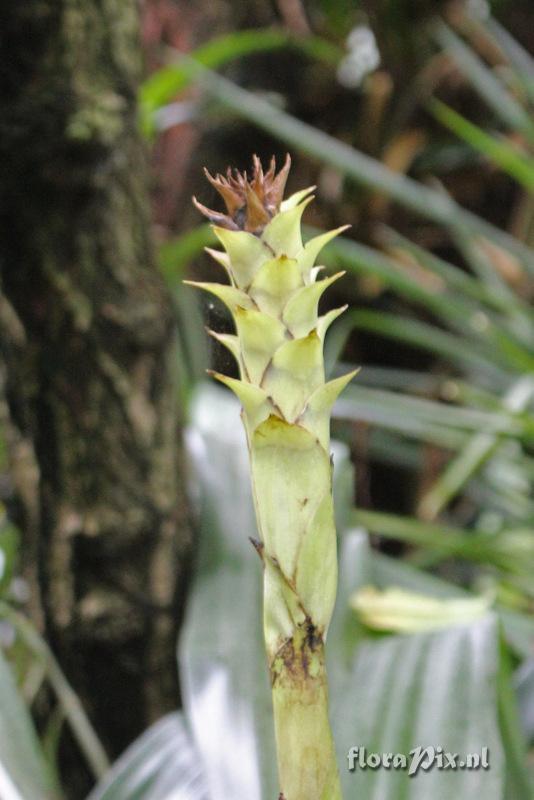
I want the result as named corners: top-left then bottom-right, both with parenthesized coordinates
top-left (204, 325), bottom-right (223, 341)
top-left (192, 195), bottom-right (240, 230)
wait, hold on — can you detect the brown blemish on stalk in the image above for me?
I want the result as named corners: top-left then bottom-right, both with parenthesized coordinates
top-left (305, 618), bottom-right (323, 652)
top-left (271, 619), bottom-right (325, 689)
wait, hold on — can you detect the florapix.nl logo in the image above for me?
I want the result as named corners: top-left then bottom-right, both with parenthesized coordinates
top-left (347, 746), bottom-right (490, 776)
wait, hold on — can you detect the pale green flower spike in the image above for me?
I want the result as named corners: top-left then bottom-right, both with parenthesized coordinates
top-left (191, 154), bottom-right (356, 800)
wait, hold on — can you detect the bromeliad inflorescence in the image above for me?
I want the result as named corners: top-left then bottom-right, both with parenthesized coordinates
top-left (188, 155), bottom-right (356, 800)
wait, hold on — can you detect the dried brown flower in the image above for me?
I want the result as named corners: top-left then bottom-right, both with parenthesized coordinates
top-left (193, 154), bottom-right (291, 234)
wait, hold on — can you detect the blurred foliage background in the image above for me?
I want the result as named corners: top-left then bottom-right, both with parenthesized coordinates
top-left (1, 0), bottom-right (534, 798)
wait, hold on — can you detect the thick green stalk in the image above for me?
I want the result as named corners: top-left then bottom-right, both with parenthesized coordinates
top-left (271, 630), bottom-right (341, 799)
top-left (189, 158), bottom-right (352, 799)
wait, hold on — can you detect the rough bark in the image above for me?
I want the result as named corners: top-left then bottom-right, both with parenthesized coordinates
top-left (0, 0), bottom-right (190, 761)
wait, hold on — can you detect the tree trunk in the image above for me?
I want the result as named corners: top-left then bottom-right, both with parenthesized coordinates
top-left (0, 0), bottom-right (190, 766)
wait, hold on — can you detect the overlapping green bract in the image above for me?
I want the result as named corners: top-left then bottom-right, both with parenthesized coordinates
top-left (189, 187), bottom-right (355, 661)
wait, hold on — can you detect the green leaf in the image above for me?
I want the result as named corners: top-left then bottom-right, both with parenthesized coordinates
top-left (321, 236), bottom-right (534, 374)
top-left (429, 99), bottom-right (534, 191)
top-left (0, 600), bottom-right (109, 782)
top-left (86, 713), bottom-right (208, 800)
top-left (418, 377), bottom-right (534, 520)
top-left (0, 649), bottom-right (58, 799)
top-left (140, 29), bottom-right (341, 132)
top-left (497, 639), bottom-right (532, 799)
top-left (376, 225), bottom-right (527, 317)
top-left (336, 384), bottom-right (530, 451)
top-left (327, 308), bottom-right (501, 379)
top-left (350, 507), bottom-right (534, 575)
top-left (432, 21), bottom-right (534, 144)
top-left (320, 233), bottom-right (518, 347)
top-left (337, 387), bottom-right (468, 450)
